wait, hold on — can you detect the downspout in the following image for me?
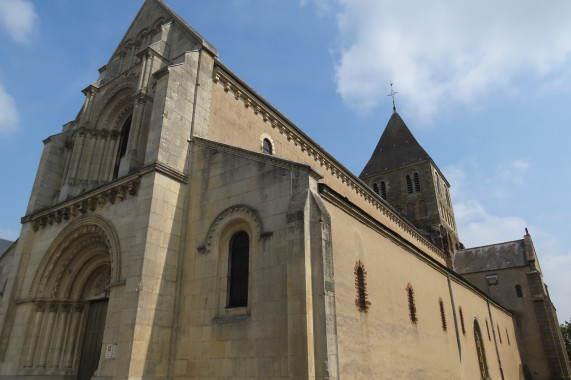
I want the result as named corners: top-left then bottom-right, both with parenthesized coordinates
top-left (487, 299), bottom-right (505, 380)
top-left (448, 273), bottom-right (462, 359)
top-left (167, 48), bottom-right (203, 378)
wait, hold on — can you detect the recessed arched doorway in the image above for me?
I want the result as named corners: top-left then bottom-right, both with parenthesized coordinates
top-left (23, 215), bottom-right (120, 378)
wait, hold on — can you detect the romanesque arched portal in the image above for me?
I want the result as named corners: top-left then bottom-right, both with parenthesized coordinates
top-left (22, 214), bottom-right (120, 378)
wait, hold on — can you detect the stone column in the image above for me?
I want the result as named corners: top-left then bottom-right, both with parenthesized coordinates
top-left (69, 132), bottom-right (87, 181)
top-left (37, 303), bottom-right (58, 367)
top-left (24, 302), bottom-right (46, 367)
top-left (51, 303), bottom-right (71, 368)
top-left (63, 304), bottom-right (84, 368)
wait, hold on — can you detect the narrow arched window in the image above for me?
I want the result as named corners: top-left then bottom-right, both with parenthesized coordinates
top-left (515, 284), bottom-right (523, 298)
top-left (354, 261), bottom-right (369, 312)
top-left (373, 183), bottom-right (379, 195)
top-left (406, 174), bottom-right (413, 194)
top-left (485, 319), bottom-right (491, 340)
top-left (459, 306), bottom-right (465, 335)
top-left (497, 324), bottom-right (502, 343)
top-left (413, 172), bottom-right (420, 192)
top-left (113, 115), bottom-right (132, 179)
top-left (474, 320), bottom-right (490, 379)
top-left (439, 299), bottom-right (447, 331)
top-left (506, 328), bottom-right (510, 345)
top-left (228, 231), bottom-right (249, 308)
top-left (380, 181), bottom-right (387, 200)
top-left (262, 138), bottom-right (273, 155)
top-left (407, 284), bottom-right (417, 323)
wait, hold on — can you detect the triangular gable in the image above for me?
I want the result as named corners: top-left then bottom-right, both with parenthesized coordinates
top-left (107, 0), bottom-right (217, 64)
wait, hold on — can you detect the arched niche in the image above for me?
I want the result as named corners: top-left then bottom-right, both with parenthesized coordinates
top-left (30, 214), bottom-right (121, 301)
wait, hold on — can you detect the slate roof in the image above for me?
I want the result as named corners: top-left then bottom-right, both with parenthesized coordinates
top-left (359, 111), bottom-right (432, 178)
top-left (454, 239), bottom-right (528, 274)
top-left (0, 239), bottom-right (13, 257)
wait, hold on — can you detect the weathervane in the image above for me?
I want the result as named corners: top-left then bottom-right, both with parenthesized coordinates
top-left (387, 81), bottom-right (398, 112)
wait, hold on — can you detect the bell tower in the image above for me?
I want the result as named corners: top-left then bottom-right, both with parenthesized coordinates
top-left (359, 110), bottom-right (461, 267)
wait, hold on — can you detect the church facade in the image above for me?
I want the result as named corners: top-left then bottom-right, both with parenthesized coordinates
top-left (0, 1), bottom-right (568, 379)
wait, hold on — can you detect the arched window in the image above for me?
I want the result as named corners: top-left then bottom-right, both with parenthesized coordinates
top-left (113, 115), bottom-right (132, 179)
top-left (413, 172), bottom-right (421, 192)
top-left (406, 284), bottom-right (417, 323)
top-left (262, 138), bottom-right (273, 155)
top-left (373, 183), bottom-right (379, 195)
top-left (474, 320), bottom-right (490, 379)
top-left (515, 284), bottom-right (523, 298)
top-left (228, 231), bottom-right (249, 308)
top-left (506, 328), bottom-right (510, 345)
top-left (459, 306), bottom-right (465, 335)
top-left (497, 324), bottom-right (502, 343)
top-left (485, 319), bottom-right (491, 340)
top-left (380, 181), bottom-right (387, 200)
top-left (354, 261), bottom-right (369, 312)
top-left (439, 298), bottom-right (447, 331)
top-left (406, 174), bottom-right (413, 194)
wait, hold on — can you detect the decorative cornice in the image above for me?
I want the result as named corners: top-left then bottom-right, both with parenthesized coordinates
top-left (140, 161), bottom-right (188, 184)
top-left (213, 63), bottom-right (450, 258)
top-left (193, 137), bottom-right (323, 181)
top-left (319, 183), bottom-right (513, 315)
top-left (319, 183), bottom-right (447, 262)
top-left (22, 176), bottom-right (140, 232)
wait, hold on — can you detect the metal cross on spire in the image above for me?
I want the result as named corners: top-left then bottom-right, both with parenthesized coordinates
top-left (387, 81), bottom-right (398, 112)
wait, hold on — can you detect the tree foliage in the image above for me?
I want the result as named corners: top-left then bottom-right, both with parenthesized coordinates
top-left (562, 318), bottom-right (571, 361)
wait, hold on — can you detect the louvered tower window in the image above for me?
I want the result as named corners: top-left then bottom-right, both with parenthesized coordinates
top-left (406, 174), bottom-right (413, 194)
top-left (413, 172), bottom-right (420, 192)
top-left (373, 183), bottom-right (379, 195)
top-left (380, 181), bottom-right (387, 199)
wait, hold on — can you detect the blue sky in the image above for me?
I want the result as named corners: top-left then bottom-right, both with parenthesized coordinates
top-left (0, 0), bottom-right (570, 321)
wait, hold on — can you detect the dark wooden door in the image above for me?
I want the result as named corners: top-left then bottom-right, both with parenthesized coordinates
top-left (77, 300), bottom-right (108, 380)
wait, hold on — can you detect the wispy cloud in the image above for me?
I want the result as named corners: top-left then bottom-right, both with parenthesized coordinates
top-left (454, 200), bottom-right (527, 247)
top-left (331, 0), bottom-right (571, 122)
top-left (0, 0), bottom-right (37, 44)
top-left (0, 83), bottom-right (19, 133)
top-left (446, 160), bottom-right (570, 320)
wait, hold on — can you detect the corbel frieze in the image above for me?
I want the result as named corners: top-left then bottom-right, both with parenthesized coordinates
top-left (27, 179), bottom-right (140, 232)
top-left (213, 64), bottom-right (446, 262)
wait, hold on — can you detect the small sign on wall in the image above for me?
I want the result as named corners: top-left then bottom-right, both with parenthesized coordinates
top-left (105, 344), bottom-right (117, 359)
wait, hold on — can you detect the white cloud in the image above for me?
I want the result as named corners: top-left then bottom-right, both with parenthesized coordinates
top-left (455, 200), bottom-right (527, 248)
top-left (446, 161), bottom-right (570, 321)
top-left (332, 0), bottom-right (571, 121)
top-left (0, 84), bottom-right (18, 133)
top-left (0, 0), bottom-right (37, 44)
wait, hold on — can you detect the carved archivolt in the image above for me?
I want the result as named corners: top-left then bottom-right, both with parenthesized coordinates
top-left (91, 74), bottom-right (138, 129)
top-left (92, 86), bottom-right (137, 131)
top-left (198, 205), bottom-right (272, 254)
top-left (30, 214), bottom-right (121, 299)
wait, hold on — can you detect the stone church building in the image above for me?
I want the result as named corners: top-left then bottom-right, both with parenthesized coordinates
top-left (0, 1), bottom-right (569, 379)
